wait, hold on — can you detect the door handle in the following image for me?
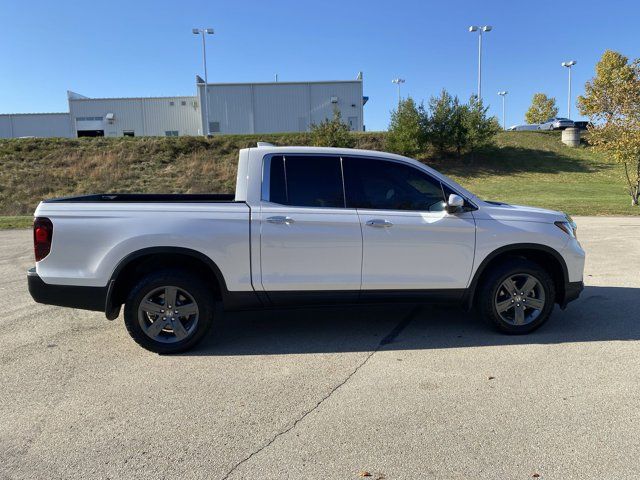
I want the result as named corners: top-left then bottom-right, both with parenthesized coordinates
top-left (366, 219), bottom-right (393, 228)
top-left (266, 215), bottom-right (294, 225)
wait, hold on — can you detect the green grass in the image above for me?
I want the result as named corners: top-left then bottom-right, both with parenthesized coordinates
top-left (438, 131), bottom-right (638, 216)
top-left (0, 131), bottom-right (637, 223)
top-left (0, 216), bottom-right (32, 229)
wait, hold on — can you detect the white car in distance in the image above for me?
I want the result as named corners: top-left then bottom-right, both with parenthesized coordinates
top-left (538, 118), bottom-right (575, 130)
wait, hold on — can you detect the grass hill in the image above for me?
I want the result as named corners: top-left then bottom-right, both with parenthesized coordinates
top-left (0, 131), bottom-right (637, 228)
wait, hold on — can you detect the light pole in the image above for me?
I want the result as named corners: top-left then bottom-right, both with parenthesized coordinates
top-left (468, 25), bottom-right (492, 101)
top-left (193, 28), bottom-right (214, 136)
top-left (561, 60), bottom-right (577, 119)
top-left (498, 91), bottom-right (508, 130)
top-left (391, 78), bottom-right (405, 105)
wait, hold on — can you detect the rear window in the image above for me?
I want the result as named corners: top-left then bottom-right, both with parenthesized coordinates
top-left (266, 155), bottom-right (345, 208)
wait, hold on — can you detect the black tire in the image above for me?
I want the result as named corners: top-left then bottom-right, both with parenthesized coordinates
top-left (123, 269), bottom-right (215, 354)
top-left (477, 259), bottom-right (556, 334)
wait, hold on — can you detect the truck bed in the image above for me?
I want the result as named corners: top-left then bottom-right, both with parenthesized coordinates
top-left (43, 193), bottom-right (237, 203)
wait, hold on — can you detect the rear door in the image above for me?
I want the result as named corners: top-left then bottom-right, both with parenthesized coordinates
top-left (343, 156), bottom-right (476, 292)
top-left (259, 155), bottom-right (362, 300)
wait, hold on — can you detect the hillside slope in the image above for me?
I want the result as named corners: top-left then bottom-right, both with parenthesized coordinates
top-left (0, 131), bottom-right (636, 220)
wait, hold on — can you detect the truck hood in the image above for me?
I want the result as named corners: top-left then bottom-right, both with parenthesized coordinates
top-left (476, 201), bottom-right (567, 223)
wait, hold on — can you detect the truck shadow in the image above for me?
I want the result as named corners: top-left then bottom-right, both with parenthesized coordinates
top-left (187, 286), bottom-right (639, 356)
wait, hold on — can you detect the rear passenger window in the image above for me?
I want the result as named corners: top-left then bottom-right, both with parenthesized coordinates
top-left (343, 157), bottom-right (446, 211)
top-left (267, 155), bottom-right (345, 208)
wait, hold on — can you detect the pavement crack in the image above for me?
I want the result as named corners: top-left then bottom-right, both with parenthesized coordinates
top-left (219, 305), bottom-right (420, 480)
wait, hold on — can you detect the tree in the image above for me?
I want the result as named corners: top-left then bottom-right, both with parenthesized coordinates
top-left (310, 107), bottom-right (355, 148)
top-left (464, 96), bottom-right (501, 155)
top-left (424, 89), bottom-right (459, 156)
top-left (525, 93), bottom-right (559, 124)
top-left (450, 102), bottom-right (469, 158)
top-left (578, 50), bottom-right (640, 206)
top-left (386, 97), bottom-right (426, 156)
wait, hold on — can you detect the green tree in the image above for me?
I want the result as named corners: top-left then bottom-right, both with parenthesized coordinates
top-left (424, 89), bottom-right (458, 156)
top-left (525, 93), bottom-right (559, 124)
top-left (386, 97), bottom-right (426, 156)
top-left (578, 50), bottom-right (640, 206)
top-left (310, 107), bottom-right (355, 148)
top-left (450, 102), bottom-right (469, 157)
top-left (464, 96), bottom-right (501, 155)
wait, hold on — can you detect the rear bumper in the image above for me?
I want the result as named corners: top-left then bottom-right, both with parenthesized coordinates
top-left (27, 268), bottom-right (106, 312)
top-left (560, 280), bottom-right (584, 309)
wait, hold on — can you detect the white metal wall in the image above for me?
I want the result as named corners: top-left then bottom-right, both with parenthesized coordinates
top-left (0, 113), bottom-right (73, 138)
top-left (198, 81), bottom-right (364, 134)
top-left (68, 97), bottom-right (200, 137)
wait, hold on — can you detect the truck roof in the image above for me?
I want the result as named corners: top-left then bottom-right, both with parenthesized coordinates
top-left (249, 144), bottom-right (414, 162)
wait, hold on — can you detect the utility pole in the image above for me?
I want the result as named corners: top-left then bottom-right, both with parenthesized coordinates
top-left (468, 25), bottom-right (492, 101)
top-left (193, 28), bottom-right (214, 136)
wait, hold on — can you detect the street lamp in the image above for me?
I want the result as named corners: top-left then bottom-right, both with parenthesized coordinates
top-left (468, 25), bottom-right (492, 101)
top-left (193, 28), bottom-right (214, 136)
top-left (498, 91), bottom-right (508, 130)
top-left (561, 60), bottom-right (577, 119)
top-left (391, 78), bottom-right (405, 105)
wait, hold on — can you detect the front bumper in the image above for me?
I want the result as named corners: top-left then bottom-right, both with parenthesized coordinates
top-left (27, 268), bottom-right (107, 312)
top-left (560, 280), bottom-right (584, 309)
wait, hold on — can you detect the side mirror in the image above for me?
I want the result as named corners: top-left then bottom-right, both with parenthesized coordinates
top-left (446, 194), bottom-right (465, 214)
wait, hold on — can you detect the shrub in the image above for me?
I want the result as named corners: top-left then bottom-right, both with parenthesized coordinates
top-left (386, 98), bottom-right (426, 156)
top-left (310, 108), bottom-right (356, 148)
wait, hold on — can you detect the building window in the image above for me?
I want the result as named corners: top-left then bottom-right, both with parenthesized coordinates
top-left (123, 131), bottom-right (135, 137)
top-left (165, 131), bottom-right (179, 137)
top-left (169, 101), bottom-right (175, 106)
top-left (209, 121), bottom-right (220, 133)
top-left (181, 101), bottom-right (187, 106)
top-left (76, 116), bottom-right (103, 121)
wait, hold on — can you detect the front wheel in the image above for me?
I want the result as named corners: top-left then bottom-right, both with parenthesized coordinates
top-left (477, 259), bottom-right (556, 334)
top-left (123, 270), bottom-right (215, 353)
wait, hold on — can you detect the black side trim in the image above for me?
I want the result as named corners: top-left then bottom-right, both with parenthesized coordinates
top-left (463, 243), bottom-right (570, 309)
top-left (105, 247), bottom-right (263, 314)
top-left (360, 289), bottom-right (465, 303)
top-left (263, 289), bottom-right (465, 308)
top-left (28, 268), bottom-right (106, 312)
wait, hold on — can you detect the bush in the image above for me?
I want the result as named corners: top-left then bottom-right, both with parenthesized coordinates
top-left (386, 98), bottom-right (426, 156)
top-left (424, 90), bottom-right (459, 156)
top-left (464, 96), bottom-right (501, 156)
top-left (310, 108), bottom-right (356, 148)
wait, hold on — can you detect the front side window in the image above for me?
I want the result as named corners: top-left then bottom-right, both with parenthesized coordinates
top-left (343, 157), bottom-right (446, 212)
top-left (266, 155), bottom-right (344, 208)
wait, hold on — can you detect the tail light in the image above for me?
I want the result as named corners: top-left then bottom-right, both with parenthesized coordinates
top-left (34, 217), bottom-right (53, 262)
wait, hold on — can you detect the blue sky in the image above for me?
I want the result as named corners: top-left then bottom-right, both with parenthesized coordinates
top-left (1, 0), bottom-right (638, 131)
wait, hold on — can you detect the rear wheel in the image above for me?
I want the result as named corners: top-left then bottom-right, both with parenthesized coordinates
top-left (123, 270), bottom-right (215, 353)
top-left (477, 259), bottom-right (555, 334)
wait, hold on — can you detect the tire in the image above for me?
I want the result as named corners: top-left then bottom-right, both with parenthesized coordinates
top-left (123, 269), bottom-right (215, 354)
top-left (477, 259), bottom-right (555, 334)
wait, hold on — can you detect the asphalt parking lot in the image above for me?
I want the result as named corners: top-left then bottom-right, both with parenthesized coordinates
top-left (1, 216), bottom-right (639, 480)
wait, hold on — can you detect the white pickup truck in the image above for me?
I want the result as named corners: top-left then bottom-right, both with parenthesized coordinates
top-left (28, 144), bottom-right (585, 353)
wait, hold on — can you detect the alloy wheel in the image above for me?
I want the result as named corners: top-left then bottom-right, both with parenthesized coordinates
top-left (494, 274), bottom-right (546, 326)
top-left (137, 286), bottom-right (199, 343)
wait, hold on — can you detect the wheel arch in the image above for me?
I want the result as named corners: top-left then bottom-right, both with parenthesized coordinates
top-left (104, 247), bottom-right (229, 320)
top-left (465, 243), bottom-right (568, 310)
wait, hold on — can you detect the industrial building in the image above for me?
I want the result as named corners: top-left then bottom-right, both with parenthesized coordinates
top-left (0, 113), bottom-right (72, 138)
top-left (0, 76), bottom-right (366, 139)
top-left (197, 79), bottom-right (365, 134)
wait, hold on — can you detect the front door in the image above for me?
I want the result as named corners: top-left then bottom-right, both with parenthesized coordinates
top-left (342, 156), bottom-right (476, 292)
top-left (259, 155), bottom-right (362, 300)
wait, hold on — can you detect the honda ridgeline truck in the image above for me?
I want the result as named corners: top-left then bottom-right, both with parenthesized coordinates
top-left (28, 144), bottom-right (585, 353)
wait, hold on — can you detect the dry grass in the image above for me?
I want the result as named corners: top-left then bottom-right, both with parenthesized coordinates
top-left (0, 131), bottom-right (638, 219)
